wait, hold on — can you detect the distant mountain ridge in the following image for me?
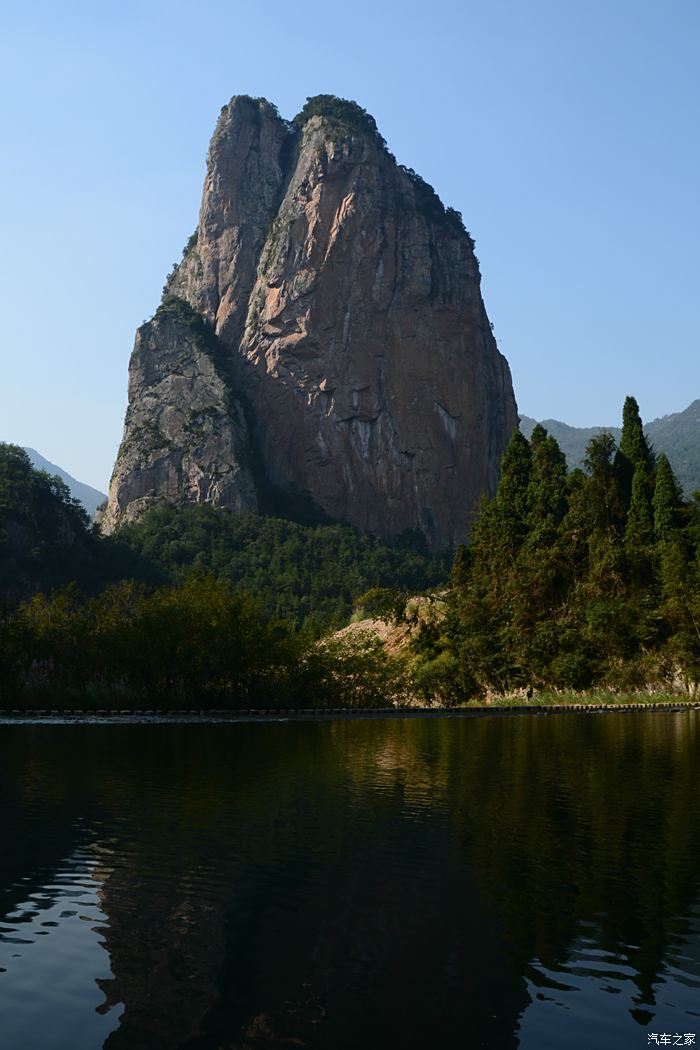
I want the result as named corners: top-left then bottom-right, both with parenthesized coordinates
top-left (23, 448), bottom-right (107, 517)
top-left (520, 399), bottom-right (700, 497)
top-left (14, 397), bottom-right (697, 521)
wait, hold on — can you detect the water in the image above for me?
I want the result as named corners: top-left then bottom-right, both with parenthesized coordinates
top-left (1, 712), bottom-right (699, 1049)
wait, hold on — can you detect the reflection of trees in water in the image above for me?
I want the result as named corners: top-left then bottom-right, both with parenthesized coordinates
top-left (339, 713), bottom-right (700, 1008)
top-left (1, 715), bottom-right (699, 1047)
top-left (0, 724), bottom-right (527, 1047)
top-left (0, 731), bottom-right (97, 924)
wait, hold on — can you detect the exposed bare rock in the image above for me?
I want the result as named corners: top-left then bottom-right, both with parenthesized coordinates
top-left (101, 300), bottom-right (256, 532)
top-left (104, 95), bottom-right (518, 546)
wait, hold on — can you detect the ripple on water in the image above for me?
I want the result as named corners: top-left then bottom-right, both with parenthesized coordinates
top-left (0, 714), bottom-right (699, 1049)
top-left (517, 927), bottom-right (700, 1050)
top-left (0, 849), bottom-right (121, 1050)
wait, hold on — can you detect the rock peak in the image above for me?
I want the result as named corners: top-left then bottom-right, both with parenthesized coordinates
top-left (102, 95), bottom-right (518, 546)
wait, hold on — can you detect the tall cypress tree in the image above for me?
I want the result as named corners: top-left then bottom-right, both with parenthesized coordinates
top-left (619, 395), bottom-right (654, 471)
top-left (527, 432), bottom-right (568, 544)
top-left (653, 454), bottom-right (682, 541)
top-left (625, 461), bottom-right (654, 548)
top-left (617, 395), bottom-right (654, 511)
top-left (529, 422), bottom-right (548, 452)
top-left (495, 428), bottom-right (532, 544)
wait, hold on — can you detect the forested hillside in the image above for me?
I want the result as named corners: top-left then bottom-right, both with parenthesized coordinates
top-left (416, 398), bottom-right (700, 699)
top-left (23, 448), bottom-right (106, 516)
top-left (112, 505), bottom-right (448, 631)
top-left (0, 443), bottom-right (447, 630)
top-left (0, 445), bottom-right (98, 603)
top-left (3, 397), bottom-right (700, 709)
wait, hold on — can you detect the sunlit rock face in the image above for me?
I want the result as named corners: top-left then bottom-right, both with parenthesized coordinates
top-left (104, 95), bottom-right (518, 547)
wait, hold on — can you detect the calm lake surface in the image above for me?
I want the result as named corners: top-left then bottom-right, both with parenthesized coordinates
top-left (1, 713), bottom-right (699, 1049)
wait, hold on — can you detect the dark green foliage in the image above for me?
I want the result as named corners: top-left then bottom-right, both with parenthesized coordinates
top-left (1, 576), bottom-right (408, 709)
top-left (620, 395), bottom-right (654, 471)
top-left (625, 462), bottom-right (654, 548)
top-left (617, 394), bottom-right (654, 511)
top-left (0, 444), bottom-right (95, 602)
top-left (398, 166), bottom-right (473, 242)
top-left (182, 230), bottom-right (198, 256)
top-left (653, 453), bottom-right (682, 541)
top-left (6, 392), bottom-right (700, 708)
top-left (582, 431), bottom-right (623, 532)
top-left (110, 503), bottom-right (448, 632)
top-left (521, 398), bottom-right (699, 499)
top-left (293, 95), bottom-right (387, 148)
top-left (355, 586), bottom-right (408, 624)
top-left (526, 430), bottom-right (567, 542)
top-left (425, 400), bottom-right (700, 699)
top-left (495, 428), bottom-right (532, 547)
top-left (0, 449), bottom-right (446, 707)
top-left (656, 536), bottom-right (700, 685)
top-left (0, 445), bottom-right (446, 631)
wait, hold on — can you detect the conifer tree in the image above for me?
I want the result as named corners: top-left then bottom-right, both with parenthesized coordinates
top-left (495, 428), bottom-right (532, 546)
top-left (617, 395), bottom-right (654, 509)
top-left (653, 454), bottom-right (682, 541)
top-left (619, 395), bottom-right (654, 471)
top-left (625, 462), bottom-right (654, 548)
top-left (526, 431), bottom-right (568, 543)
top-left (528, 422), bottom-right (548, 452)
top-left (583, 431), bottom-right (622, 532)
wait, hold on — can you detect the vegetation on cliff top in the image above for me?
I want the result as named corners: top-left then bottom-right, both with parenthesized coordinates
top-left (294, 95), bottom-right (472, 240)
top-left (152, 294), bottom-right (226, 372)
top-left (293, 95), bottom-right (387, 148)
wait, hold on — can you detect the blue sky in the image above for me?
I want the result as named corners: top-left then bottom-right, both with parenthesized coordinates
top-left (1, 0), bottom-right (698, 491)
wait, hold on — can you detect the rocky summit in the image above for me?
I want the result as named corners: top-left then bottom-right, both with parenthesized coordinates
top-left (103, 95), bottom-right (518, 548)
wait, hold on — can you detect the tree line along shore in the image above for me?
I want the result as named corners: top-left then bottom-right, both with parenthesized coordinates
top-left (1, 396), bottom-right (699, 710)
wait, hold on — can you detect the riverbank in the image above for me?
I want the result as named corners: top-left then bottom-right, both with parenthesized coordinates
top-left (1, 698), bottom-right (699, 723)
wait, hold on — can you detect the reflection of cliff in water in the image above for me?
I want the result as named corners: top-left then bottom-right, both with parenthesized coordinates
top-left (1, 714), bottom-right (699, 1048)
top-left (88, 723), bottom-right (527, 1049)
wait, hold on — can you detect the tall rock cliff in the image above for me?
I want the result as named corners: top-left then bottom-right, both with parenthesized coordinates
top-left (103, 95), bottom-right (518, 547)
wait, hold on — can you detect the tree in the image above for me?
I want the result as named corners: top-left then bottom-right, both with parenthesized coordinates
top-left (617, 395), bottom-right (654, 509)
top-left (582, 432), bottom-right (622, 533)
top-left (443, 400), bottom-right (688, 699)
top-left (495, 428), bottom-right (532, 548)
top-left (526, 430), bottom-right (568, 544)
top-left (653, 454), bottom-right (682, 542)
top-left (625, 462), bottom-right (654, 549)
top-left (619, 395), bottom-right (654, 472)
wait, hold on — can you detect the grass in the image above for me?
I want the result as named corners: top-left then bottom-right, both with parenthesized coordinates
top-left (469, 688), bottom-right (697, 708)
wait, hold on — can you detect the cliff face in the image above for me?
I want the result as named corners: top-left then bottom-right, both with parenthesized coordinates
top-left (102, 300), bottom-right (257, 530)
top-left (104, 95), bottom-right (518, 547)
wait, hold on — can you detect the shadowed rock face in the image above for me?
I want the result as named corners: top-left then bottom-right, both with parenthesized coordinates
top-left (101, 304), bottom-right (257, 530)
top-left (104, 95), bottom-right (518, 547)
